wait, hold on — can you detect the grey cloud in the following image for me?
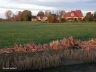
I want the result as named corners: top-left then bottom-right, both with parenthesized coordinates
top-left (9, 0), bottom-right (93, 9)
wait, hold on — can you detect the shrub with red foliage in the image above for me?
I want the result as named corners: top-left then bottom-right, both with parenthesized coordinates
top-left (0, 37), bottom-right (96, 54)
top-left (80, 39), bottom-right (96, 50)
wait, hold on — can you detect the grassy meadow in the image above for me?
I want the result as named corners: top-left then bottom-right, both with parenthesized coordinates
top-left (0, 22), bottom-right (96, 71)
top-left (0, 22), bottom-right (96, 48)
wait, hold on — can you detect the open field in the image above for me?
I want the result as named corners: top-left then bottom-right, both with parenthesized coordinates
top-left (0, 22), bottom-right (96, 71)
top-left (0, 22), bottom-right (96, 48)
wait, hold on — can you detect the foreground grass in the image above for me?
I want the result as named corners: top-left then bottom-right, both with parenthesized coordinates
top-left (0, 22), bottom-right (96, 48)
top-left (0, 48), bottom-right (96, 71)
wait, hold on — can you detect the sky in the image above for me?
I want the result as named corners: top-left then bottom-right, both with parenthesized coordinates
top-left (0, 0), bottom-right (96, 18)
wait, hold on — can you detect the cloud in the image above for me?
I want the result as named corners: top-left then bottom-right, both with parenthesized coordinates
top-left (0, 0), bottom-right (56, 18)
top-left (0, 4), bottom-right (55, 10)
top-left (37, 0), bottom-right (91, 3)
top-left (9, 0), bottom-right (95, 10)
top-left (0, 0), bottom-right (95, 18)
top-left (12, 0), bottom-right (91, 3)
top-left (0, 0), bottom-right (95, 10)
top-left (0, 0), bottom-right (56, 10)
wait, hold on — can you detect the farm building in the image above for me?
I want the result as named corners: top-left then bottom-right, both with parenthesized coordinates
top-left (37, 16), bottom-right (48, 22)
top-left (64, 10), bottom-right (84, 19)
top-left (32, 16), bottom-right (37, 21)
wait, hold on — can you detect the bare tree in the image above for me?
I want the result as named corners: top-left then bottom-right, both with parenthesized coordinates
top-left (59, 10), bottom-right (65, 18)
top-left (5, 10), bottom-right (13, 20)
top-left (85, 12), bottom-right (94, 21)
top-left (94, 11), bottom-right (96, 21)
top-left (45, 10), bottom-right (51, 16)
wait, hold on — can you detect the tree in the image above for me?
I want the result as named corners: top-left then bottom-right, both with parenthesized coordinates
top-left (21, 10), bottom-right (32, 21)
top-left (37, 11), bottom-right (44, 16)
top-left (58, 10), bottom-right (65, 22)
top-left (37, 11), bottom-right (45, 20)
top-left (45, 10), bottom-right (51, 16)
top-left (85, 12), bottom-right (94, 21)
top-left (15, 11), bottom-right (23, 21)
top-left (93, 11), bottom-right (96, 21)
top-left (47, 13), bottom-right (57, 23)
top-left (5, 10), bottom-right (13, 20)
top-left (18, 11), bottom-right (22, 16)
top-left (46, 11), bottom-right (58, 23)
top-left (59, 10), bottom-right (65, 18)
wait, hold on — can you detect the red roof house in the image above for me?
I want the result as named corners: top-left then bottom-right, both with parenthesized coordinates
top-left (64, 10), bottom-right (84, 19)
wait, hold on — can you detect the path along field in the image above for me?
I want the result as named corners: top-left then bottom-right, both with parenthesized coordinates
top-left (0, 22), bottom-right (96, 48)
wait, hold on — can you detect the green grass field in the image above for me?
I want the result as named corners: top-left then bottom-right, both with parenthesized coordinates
top-left (0, 22), bottom-right (96, 48)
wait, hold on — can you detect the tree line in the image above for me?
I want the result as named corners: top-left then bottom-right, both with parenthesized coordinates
top-left (85, 12), bottom-right (96, 21)
top-left (0, 10), bottom-right (96, 22)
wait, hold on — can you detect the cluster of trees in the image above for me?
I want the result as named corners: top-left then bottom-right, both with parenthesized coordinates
top-left (37, 10), bottom-right (96, 22)
top-left (5, 10), bottom-right (32, 21)
top-left (85, 12), bottom-right (96, 21)
top-left (5, 10), bottom-right (66, 23)
top-left (1, 10), bottom-right (96, 22)
top-left (36, 10), bottom-right (66, 23)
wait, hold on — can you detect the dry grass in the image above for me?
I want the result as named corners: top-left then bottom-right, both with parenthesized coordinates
top-left (0, 37), bottom-right (79, 53)
top-left (1, 36), bottom-right (96, 53)
top-left (0, 49), bottom-right (96, 71)
top-left (0, 37), bottom-right (96, 70)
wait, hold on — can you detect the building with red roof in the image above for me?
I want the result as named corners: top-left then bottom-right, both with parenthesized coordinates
top-left (64, 10), bottom-right (84, 19)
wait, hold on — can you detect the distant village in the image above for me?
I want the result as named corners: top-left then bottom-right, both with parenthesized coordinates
top-left (0, 10), bottom-right (96, 22)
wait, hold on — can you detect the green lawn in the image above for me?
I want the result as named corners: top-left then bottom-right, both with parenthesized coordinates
top-left (0, 22), bottom-right (96, 48)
